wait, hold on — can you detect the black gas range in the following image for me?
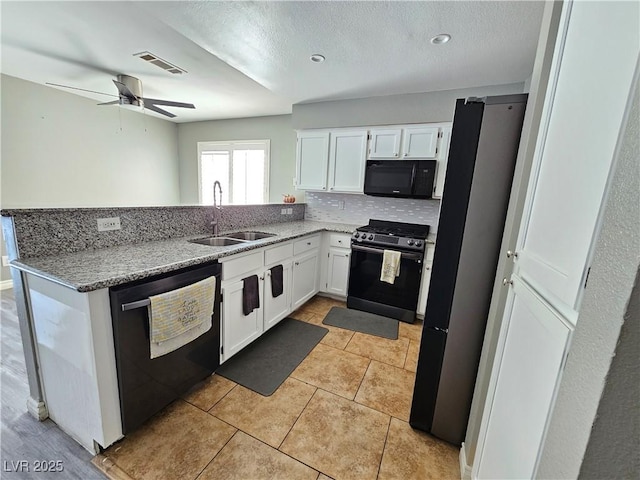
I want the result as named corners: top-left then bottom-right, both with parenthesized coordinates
top-left (347, 220), bottom-right (431, 323)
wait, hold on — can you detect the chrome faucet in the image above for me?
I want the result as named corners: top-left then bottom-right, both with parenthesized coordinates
top-left (212, 181), bottom-right (222, 236)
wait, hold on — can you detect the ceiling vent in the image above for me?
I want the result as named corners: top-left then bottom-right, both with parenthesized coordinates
top-left (134, 51), bottom-right (187, 75)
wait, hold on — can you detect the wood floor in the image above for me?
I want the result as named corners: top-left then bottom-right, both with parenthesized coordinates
top-left (1, 288), bottom-right (106, 479)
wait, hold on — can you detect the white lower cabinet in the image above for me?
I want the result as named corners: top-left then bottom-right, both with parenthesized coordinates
top-left (326, 248), bottom-right (350, 297)
top-left (291, 250), bottom-right (319, 310)
top-left (220, 234), bottom-right (320, 362)
top-left (263, 260), bottom-right (292, 332)
top-left (221, 276), bottom-right (264, 362)
top-left (320, 233), bottom-right (352, 298)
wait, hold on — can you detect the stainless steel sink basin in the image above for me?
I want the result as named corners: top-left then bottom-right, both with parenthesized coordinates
top-left (225, 231), bottom-right (277, 241)
top-left (189, 237), bottom-right (247, 247)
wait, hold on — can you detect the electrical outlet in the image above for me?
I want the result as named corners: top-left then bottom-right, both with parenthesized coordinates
top-left (281, 208), bottom-right (287, 214)
top-left (1, 256), bottom-right (9, 267)
top-left (97, 217), bottom-right (121, 232)
top-left (287, 208), bottom-right (293, 215)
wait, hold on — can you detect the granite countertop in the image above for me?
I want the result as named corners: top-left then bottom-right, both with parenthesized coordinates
top-left (11, 221), bottom-right (360, 292)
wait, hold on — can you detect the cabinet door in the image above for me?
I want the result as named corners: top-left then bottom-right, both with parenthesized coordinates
top-left (296, 131), bottom-right (330, 190)
top-left (433, 125), bottom-right (452, 198)
top-left (327, 130), bottom-right (368, 193)
top-left (368, 128), bottom-right (402, 159)
top-left (401, 126), bottom-right (439, 159)
top-left (291, 251), bottom-right (319, 310)
top-left (263, 261), bottom-right (292, 332)
top-left (221, 278), bottom-right (263, 362)
top-left (476, 279), bottom-right (572, 479)
top-left (326, 248), bottom-right (350, 297)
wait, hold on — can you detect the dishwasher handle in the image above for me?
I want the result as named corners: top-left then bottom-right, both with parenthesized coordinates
top-left (121, 299), bottom-right (151, 311)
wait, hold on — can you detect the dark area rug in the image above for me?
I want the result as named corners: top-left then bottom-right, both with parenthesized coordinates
top-left (322, 306), bottom-right (398, 339)
top-left (216, 318), bottom-right (328, 396)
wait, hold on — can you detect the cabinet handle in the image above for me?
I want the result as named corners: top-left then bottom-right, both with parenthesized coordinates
top-left (394, 153), bottom-right (398, 157)
top-left (260, 275), bottom-right (264, 280)
top-left (502, 278), bottom-right (513, 286)
top-left (295, 261), bottom-right (300, 266)
top-left (338, 240), bottom-right (342, 244)
top-left (403, 153), bottom-right (408, 157)
top-left (506, 250), bottom-right (518, 258)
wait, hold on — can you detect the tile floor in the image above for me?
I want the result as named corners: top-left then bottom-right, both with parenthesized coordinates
top-left (96, 295), bottom-right (460, 480)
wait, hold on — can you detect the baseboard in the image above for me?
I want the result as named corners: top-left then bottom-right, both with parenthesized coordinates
top-left (460, 442), bottom-right (473, 480)
top-left (26, 397), bottom-right (49, 421)
top-left (0, 279), bottom-right (13, 290)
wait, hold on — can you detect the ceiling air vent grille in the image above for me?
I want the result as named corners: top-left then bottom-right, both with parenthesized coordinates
top-left (134, 51), bottom-right (187, 75)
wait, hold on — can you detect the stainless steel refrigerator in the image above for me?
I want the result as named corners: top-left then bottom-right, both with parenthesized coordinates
top-left (409, 94), bottom-right (528, 445)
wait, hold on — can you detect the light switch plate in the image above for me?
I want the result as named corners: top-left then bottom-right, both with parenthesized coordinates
top-left (281, 208), bottom-right (287, 214)
top-left (1, 255), bottom-right (9, 267)
top-left (97, 217), bottom-right (121, 232)
top-left (287, 208), bottom-right (293, 214)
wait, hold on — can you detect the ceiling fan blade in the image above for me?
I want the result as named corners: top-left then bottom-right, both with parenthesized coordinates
top-left (143, 98), bottom-right (195, 109)
top-left (113, 80), bottom-right (138, 100)
top-left (97, 100), bottom-right (120, 106)
top-left (143, 103), bottom-right (176, 118)
top-left (45, 82), bottom-right (118, 97)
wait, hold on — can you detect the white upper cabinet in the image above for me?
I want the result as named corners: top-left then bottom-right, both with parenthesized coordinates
top-left (400, 126), bottom-right (439, 159)
top-left (327, 130), bottom-right (368, 193)
top-left (368, 128), bottom-right (403, 159)
top-left (296, 129), bottom-right (367, 193)
top-left (368, 125), bottom-right (440, 160)
top-left (296, 131), bottom-right (330, 191)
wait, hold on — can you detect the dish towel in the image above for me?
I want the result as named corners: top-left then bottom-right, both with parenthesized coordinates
top-left (270, 265), bottom-right (284, 298)
top-left (243, 275), bottom-right (260, 315)
top-left (148, 276), bottom-right (216, 359)
top-left (380, 250), bottom-right (402, 284)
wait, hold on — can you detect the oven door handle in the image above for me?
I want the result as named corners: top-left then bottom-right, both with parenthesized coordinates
top-left (350, 244), bottom-right (423, 262)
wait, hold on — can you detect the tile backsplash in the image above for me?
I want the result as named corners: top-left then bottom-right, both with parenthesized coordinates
top-left (304, 192), bottom-right (441, 231)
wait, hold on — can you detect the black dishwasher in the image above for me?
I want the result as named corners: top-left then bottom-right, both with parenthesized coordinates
top-left (109, 261), bottom-right (221, 434)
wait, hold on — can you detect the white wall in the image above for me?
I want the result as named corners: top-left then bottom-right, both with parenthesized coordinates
top-left (0, 74), bottom-right (180, 209)
top-left (291, 83), bottom-right (525, 129)
top-left (177, 115), bottom-right (296, 205)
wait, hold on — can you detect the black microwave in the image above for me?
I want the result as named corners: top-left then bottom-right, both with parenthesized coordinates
top-left (363, 160), bottom-right (436, 199)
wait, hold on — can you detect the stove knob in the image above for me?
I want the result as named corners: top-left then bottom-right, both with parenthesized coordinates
top-left (368, 234), bottom-right (374, 240)
top-left (408, 239), bottom-right (415, 246)
top-left (354, 232), bottom-right (360, 238)
top-left (415, 241), bottom-right (423, 247)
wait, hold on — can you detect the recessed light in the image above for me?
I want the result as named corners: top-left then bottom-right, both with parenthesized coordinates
top-left (310, 54), bottom-right (325, 63)
top-left (431, 34), bottom-right (451, 45)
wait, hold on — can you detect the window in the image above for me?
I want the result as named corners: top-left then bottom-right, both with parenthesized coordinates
top-left (198, 140), bottom-right (270, 205)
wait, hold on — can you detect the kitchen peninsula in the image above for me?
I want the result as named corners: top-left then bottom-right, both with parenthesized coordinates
top-left (1, 204), bottom-right (359, 453)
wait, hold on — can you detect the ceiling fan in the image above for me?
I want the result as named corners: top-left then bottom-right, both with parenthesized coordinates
top-left (46, 74), bottom-right (195, 118)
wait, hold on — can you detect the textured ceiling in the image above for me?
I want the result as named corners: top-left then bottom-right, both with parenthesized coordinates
top-left (0, 1), bottom-right (545, 123)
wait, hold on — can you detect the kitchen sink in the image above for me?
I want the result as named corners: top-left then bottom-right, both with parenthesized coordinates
top-left (224, 231), bottom-right (277, 241)
top-left (189, 237), bottom-right (247, 247)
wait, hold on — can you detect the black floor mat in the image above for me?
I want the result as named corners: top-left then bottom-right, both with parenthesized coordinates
top-left (216, 318), bottom-right (328, 396)
top-left (322, 306), bottom-right (399, 339)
